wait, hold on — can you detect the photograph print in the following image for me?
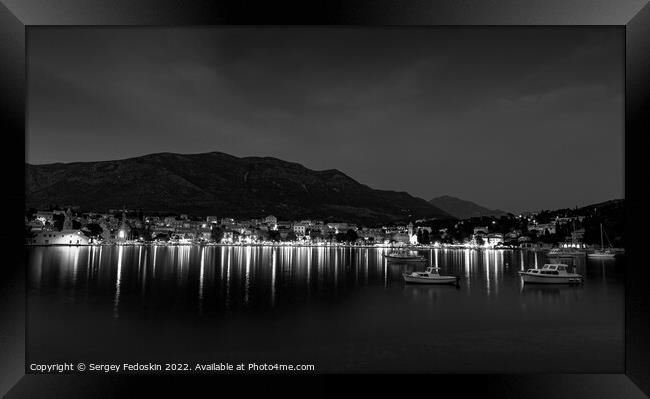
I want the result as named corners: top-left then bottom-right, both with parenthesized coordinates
top-left (25, 26), bottom-right (625, 374)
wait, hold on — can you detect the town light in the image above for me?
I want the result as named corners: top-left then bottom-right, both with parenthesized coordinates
top-left (118, 230), bottom-right (125, 239)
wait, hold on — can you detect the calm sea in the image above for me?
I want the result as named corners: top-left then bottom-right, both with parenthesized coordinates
top-left (26, 245), bottom-right (624, 373)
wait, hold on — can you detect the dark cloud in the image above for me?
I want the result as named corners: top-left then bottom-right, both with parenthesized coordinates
top-left (27, 27), bottom-right (623, 213)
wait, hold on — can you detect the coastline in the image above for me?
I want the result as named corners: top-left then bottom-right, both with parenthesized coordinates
top-left (24, 241), bottom-right (532, 250)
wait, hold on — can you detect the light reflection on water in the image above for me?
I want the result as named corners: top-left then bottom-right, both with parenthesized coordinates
top-left (26, 245), bottom-right (625, 372)
top-left (27, 245), bottom-right (623, 318)
top-left (112, 246), bottom-right (123, 318)
top-left (198, 246), bottom-right (205, 315)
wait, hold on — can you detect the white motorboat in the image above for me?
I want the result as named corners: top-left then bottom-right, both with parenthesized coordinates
top-left (587, 250), bottom-right (616, 259)
top-left (518, 263), bottom-right (583, 284)
top-left (384, 248), bottom-right (426, 262)
top-left (546, 247), bottom-right (586, 258)
top-left (587, 224), bottom-right (616, 259)
top-left (547, 219), bottom-right (587, 258)
top-left (403, 267), bottom-right (460, 285)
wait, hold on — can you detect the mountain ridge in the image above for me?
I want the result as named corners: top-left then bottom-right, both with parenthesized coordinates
top-left (429, 195), bottom-right (508, 220)
top-left (26, 151), bottom-right (453, 225)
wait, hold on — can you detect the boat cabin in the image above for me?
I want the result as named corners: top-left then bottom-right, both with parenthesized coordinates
top-left (390, 248), bottom-right (416, 255)
top-left (413, 267), bottom-right (441, 276)
top-left (524, 263), bottom-right (569, 275)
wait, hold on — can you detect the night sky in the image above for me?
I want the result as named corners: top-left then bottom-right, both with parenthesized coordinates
top-left (27, 27), bottom-right (624, 213)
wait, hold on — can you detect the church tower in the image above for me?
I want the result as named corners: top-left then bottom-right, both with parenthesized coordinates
top-left (62, 208), bottom-right (73, 230)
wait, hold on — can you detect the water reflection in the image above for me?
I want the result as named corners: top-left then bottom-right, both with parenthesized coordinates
top-left (271, 248), bottom-right (277, 307)
top-left (113, 245), bottom-right (123, 318)
top-left (26, 246), bottom-right (624, 317)
top-left (26, 245), bottom-right (625, 373)
top-left (519, 284), bottom-right (583, 307)
top-left (198, 247), bottom-right (205, 315)
top-left (141, 247), bottom-right (148, 299)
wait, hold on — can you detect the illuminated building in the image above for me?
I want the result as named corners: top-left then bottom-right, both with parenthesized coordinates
top-left (292, 223), bottom-right (308, 237)
top-left (264, 215), bottom-right (278, 225)
top-left (473, 226), bottom-right (489, 235)
top-left (486, 233), bottom-right (504, 247)
top-left (26, 229), bottom-right (90, 246)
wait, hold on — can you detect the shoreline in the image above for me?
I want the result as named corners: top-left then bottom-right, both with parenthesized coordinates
top-left (24, 242), bottom-right (624, 253)
top-left (24, 242), bottom-right (539, 251)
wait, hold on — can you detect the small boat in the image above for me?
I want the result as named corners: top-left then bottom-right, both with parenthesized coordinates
top-left (588, 250), bottom-right (616, 259)
top-left (547, 220), bottom-right (587, 258)
top-left (587, 223), bottom-right (616, 259)
top-left (518, 263), bottom-right (583, 284)
top-left (546, 247), bottom-right (586, 258)
top-left (403, 266), bottom-right (460, 285)
top-left (384, 248), bottom-right (426, 262)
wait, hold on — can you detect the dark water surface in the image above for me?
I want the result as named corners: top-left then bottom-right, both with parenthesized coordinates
top-left (27, 245), bottom-right (624, 373)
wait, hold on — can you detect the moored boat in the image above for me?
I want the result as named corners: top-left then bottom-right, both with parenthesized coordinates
top-left (587, 223), bottom-right (616, 259)
top-left (518, 263), bottom-right (583, 284)
top-left (402, 266), bottom-right (460, 285)
top-left (546, 247), bottom-right (586, 258)
top-left (384, 248), bottom-right (426, 262)
top-left (587, 250), bottom-right (616, 259)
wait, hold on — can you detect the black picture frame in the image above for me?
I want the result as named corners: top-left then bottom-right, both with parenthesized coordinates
top-left (1, 1), bottom-right (648, 397)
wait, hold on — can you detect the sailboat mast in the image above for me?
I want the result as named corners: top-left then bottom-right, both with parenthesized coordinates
top-left (571, 219), bottom-right (575, 245)
top-left (600, 223), bottom-right (604, 250)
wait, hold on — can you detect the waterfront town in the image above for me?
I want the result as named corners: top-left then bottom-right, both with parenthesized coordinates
top-left (24, 200), bottom-right (624, 251)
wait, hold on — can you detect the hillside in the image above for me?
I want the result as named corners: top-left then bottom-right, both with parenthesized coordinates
top-left (26, 152), bottom-right (452, 225)
top-left (429, 195), bottom-right (507, 220)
